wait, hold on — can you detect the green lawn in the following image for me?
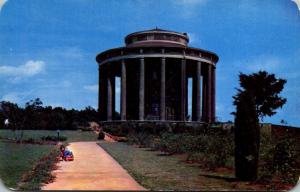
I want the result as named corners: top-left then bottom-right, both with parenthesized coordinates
top-left (0, 129), bottom-right (97, 189)
top-left (0, 129), bottom-right (98, 142)
top-left (99, 141), bottom-right (240, 191)
top-left (0, 142), bottom-right (53, 189)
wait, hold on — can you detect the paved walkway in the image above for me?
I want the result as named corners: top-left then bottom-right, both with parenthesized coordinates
top-left (42, 142), bottom-right (145, 191)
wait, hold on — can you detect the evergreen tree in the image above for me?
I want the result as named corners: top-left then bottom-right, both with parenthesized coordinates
top-left (233, 71), bottom-right (286, 181)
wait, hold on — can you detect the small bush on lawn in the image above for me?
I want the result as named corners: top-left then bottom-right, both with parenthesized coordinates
top-left (23, 138), bottom-right (36, 144)
top-left (181, 134), bottom-right (207, 161)
top-left (79, 126), bottom-right (93, 131)
top-left (203, 134), bottom-right (234, 169)
top-left (41, 135), bottom-right (67, 142)
top-left (19, 147), bottom-right (60, 190)
top-left (158, 133), bottom-right (187, 154)
top-left (127, 130), bottom-right (155, 147)
top-left (126, 122), bottom-right (163, 147)
top-left (102, 122), bottom-right (129, 136)
top-left (98, 132), bottom-right (105, 140)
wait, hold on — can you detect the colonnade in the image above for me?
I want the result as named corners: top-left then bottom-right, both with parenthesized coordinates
top-left (99, 57), bottom-right (216, 122)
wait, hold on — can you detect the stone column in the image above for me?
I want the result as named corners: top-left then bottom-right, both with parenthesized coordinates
top-left (211, 66), bottom-right (216, 122)
top-left (195, 61), bottom-right (202, 121)
top-left (160, 57), bottom-right (166, 121)
top-left (111, 75), bottom-right (115, 120)
top-left (207, 65), bottom-right (212, 122)
top-left (202, 75), bottom-right (207, 122)
top-left (107, 67), bottom-right (113, 121)
top-left (99, 65), bottom-right (108, 120)
top-left (121, 60), bottom-right (126, 120)
top-left (181, 59), bottom-right (186, 121)
top-left (98, 65), bottom-right (102, 119)
top-left (139, 57), bottom-right (145, 120)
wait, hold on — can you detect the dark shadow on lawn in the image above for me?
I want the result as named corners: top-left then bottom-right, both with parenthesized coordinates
top-left (144, 148), bottom-right (157, 151)
top-left (199, 173), bottom-right (238, 182)
top-left (156, 152), bottom-right (174, 156)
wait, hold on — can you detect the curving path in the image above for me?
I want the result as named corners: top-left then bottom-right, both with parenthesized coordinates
top-left (42, 141), bottom-right (145, 191)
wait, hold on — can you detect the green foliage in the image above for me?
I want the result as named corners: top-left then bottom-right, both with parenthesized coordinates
top-left (126, 124), bottom-right (234, 170)
top-left (234, 92), bottom-right (260, 181)
top-left (259, 132), bottom-right (299, 185)
top-left (19, 148), bottom-right (60, 190)
top-left (0, 130), bottom-right (97, 144)
top-left (98, 132), bottom-right (105, 140)
top-left (233, 71), bottom-right (286, 181)
top-left (235, 71), bottom-right (286, 120)
top-left (203, 130), bottom-right (234, 169)
top-left (102, 122), bottom-right (129, 136)
top-left (41, 135), bottom-right (67, 142)
top-left (79, 126), bottom-right (93, 131)
top-left (0, 130), bottom-right (97, 189)
top-left (104, 121), bottom-right (209, 137)
top-left (258, 131), bottom-right (275, 182)
top-left (0, 98), bottom-right (99, 130)
top-left (0, 142), bottom-right (54, 189)
top-left (158, 133), bottom-right (184, 154)
top-left (182, 129), bottom-right (234, 169)
top-left (125, 123), bottom-right (159, 148)
top-left (272, 137), bottom-right (298, 184)
top-left (0, 101), bottom-right (25, 141)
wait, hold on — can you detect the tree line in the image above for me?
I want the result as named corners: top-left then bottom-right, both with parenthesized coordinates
top-left (0, 98), bottom-right (99, 130)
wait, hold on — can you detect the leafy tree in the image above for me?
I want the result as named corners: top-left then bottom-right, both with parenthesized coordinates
top-left (233, 71), bottom-right (286, 181)
top-left (0, 98), bottom-right (99, 131)
top-left (0, 101), bottom-right (25, 141)
top-left (25, 98), bottom-right (43, 110)
top-left (24, 98), bottom-right (43, 129)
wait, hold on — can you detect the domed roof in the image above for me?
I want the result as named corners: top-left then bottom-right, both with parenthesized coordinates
top-left (125, 28), bottom-right (189, 47)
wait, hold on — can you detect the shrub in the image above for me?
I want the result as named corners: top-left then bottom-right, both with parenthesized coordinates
top-left (127, 131), bottom-right (159, 149)
top-left (204, 132), bottom-right (234, 169)
top-left (272, 137), bottom-right (298, 184)
top-left (258, 131), bottom-right (275, 182)
top-left (259, 132), bottom-right (299, 185)
top-left (158, 133), bottom-right (185, 154)
top-left (98, 132), bottom-right (105, 140)
top-left (126, 122), bottom-right (234, 169)
top-left (180, 134), bottom-right (207, 161)
top-left (25, 138), bottom-right (36, 143)
top-left (19, 148), bottom-right (60, 190)
top-left (41, 135), bottom-right (67, 142)
top-left (79, 126), bottom-right (93, 131)
top-left (102, 122), bottom-right (129, 136)
top-left (157, 130), bottom-right (234, 164)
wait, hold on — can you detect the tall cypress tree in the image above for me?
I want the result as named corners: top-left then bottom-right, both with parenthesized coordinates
top-left (233, 71), bottom-right (286, 181)
top-left (234, 92), bottom-right (260, 180)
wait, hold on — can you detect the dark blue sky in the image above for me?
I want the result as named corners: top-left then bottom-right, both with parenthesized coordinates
top-left (0, 0), bottom-right (300, 126)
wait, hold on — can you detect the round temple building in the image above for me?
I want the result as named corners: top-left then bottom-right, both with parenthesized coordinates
top-left (96, 28), bottom-right (218, 122)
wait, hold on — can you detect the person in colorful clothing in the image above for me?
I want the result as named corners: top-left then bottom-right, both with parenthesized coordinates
top-left (60, 145), bottom-right (74, 161)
